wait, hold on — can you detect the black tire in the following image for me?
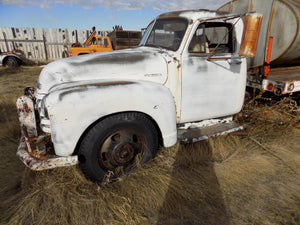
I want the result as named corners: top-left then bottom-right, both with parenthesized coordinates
top-left (78, 112), bottom-right (158, 183)
top-left (5, 56), bottom-right (20, 67)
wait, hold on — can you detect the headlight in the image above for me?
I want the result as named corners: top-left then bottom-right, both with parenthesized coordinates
top-left (41, 97), bottom-right (49, 119)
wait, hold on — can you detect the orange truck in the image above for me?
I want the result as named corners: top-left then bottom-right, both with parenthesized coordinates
top-left (68, 27), bottom-right (113, 57)
top-left (68, 27), bottom-right (142, 57)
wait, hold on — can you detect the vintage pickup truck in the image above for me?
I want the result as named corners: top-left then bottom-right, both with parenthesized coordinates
top-left (16, 10), bottom-right (262, 182)
top-left (0, 50), bottom-right (25, 67)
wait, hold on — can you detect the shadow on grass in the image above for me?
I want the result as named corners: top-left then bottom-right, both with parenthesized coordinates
top-left (157, 141), bottom-right (229, 225)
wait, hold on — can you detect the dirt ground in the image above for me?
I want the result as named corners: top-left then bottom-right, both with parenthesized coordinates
top-left (0, 66), bottom-right (299, 225)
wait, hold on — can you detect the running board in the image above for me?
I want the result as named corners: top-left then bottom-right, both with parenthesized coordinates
top-left (177, 121), bottom-right (243, 144)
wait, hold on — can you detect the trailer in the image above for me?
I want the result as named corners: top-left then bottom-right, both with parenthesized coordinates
top-left (219, 0), bottom-right (300, 95)
top-left (107, 30), bottom-right (142, 50)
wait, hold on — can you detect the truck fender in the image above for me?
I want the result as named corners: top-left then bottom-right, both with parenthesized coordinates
top-left (43, 80), bottom-right (178, 156)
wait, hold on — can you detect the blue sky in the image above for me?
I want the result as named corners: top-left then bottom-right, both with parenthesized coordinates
top-left (0, 0), bottom-right (230, 30)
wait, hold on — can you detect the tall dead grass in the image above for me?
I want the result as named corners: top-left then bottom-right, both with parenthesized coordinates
top-left (0, 66), bottom-right (299, 225)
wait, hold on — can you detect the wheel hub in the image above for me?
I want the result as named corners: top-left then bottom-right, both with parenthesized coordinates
top-left (99, 129), bottom-right (145, 170)
top-left (113, 143), bottom-right (135, 165)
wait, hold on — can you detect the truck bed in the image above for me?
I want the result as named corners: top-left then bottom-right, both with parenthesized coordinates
top-left (107, 31), bottom-right (142, 50)
top-left (268, 66), bottom-right (300, 82)
top-left (267, 66), bottom-right (300, 94)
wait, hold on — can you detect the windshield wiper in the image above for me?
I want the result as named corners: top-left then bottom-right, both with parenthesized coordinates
top-left (144, 44), bottom-right (163, 49)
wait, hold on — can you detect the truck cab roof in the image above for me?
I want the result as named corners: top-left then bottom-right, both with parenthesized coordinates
top-left (157, 9), bottom-right (230, 21)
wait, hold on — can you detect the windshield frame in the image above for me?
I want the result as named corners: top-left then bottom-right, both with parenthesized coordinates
top-left (139, 21), bottom-right (154, 47)
top-left (139, 17), bottom-right (189, 52)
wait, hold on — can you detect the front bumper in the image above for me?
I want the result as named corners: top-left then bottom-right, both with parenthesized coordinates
top-left (17, 137), bottom-right (78, 170)
top-left (16, 92), bottom-right (78, 170)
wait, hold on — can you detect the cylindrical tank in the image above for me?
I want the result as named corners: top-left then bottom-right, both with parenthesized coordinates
top-left (218, 0), bottom-right (300, 68)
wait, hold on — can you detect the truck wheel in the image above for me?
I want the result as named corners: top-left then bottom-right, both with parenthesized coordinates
top-left (5, 56), bottom-right (20, 67)
top-left (78, 112), bottom-right (158, 183)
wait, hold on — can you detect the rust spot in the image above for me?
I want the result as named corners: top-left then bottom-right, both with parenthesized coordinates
top-left (229, 1), bottom-right (233, 12)
top-left (239, 13), bottom-right (263, 57)
top-left (23, 102), bottom-right (32, 113)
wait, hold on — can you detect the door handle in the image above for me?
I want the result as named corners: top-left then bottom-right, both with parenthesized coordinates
top-left (227, 58), bottom-right (242, 65)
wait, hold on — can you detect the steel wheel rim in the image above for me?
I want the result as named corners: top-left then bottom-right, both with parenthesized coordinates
top-left (98, 128), bottom-right (145, 171)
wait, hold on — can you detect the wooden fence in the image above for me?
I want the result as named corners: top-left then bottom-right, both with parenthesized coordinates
top-left (0, 27), bottom-right (108, 62)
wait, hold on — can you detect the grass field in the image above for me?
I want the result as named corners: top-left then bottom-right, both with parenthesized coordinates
top-left (0, 66), bottom-right (299, 225)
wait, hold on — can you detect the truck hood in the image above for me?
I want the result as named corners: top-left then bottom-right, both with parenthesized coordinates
top-left (37, 47), bottom-right (169, 94)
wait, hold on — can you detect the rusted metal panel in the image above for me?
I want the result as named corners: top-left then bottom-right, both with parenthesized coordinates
top-left (178, 118), bottom-right (243, 143)
top-left (16, 93), bottom-right (79, 170)
top-left (17, 138), bottom-right (78, 171)
top-left (16, 96), bottom-right (38, 138)
top-left (239, 13), bottom-right (263, 57)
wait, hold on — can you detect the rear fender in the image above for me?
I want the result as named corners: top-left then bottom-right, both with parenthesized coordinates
top-left (44, 80), bottom-right (178, 156)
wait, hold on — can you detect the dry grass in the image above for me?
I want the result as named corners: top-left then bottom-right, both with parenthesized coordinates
top-left (0, 66), bottom-right (299, 225)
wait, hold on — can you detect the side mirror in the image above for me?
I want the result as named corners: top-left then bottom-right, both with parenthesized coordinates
top-left (239, 13), bottom-right (263, 57)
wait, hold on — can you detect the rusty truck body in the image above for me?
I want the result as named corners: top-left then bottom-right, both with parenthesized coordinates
top-left (219, 0), bottom-right (300, 95)
top-left (16, 10), bottom-right (261, 182)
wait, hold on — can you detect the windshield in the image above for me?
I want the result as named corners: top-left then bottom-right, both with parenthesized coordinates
top-left (140, 18), bottom-right (188, 51)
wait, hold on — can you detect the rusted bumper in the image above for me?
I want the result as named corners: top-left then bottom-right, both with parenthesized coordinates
top-left (16, 92), bottom-right (78, 171)
top-left (17, 136), bottom-right (78, 171)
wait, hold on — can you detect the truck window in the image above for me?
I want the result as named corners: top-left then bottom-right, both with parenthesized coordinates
top-left (90, 37), bottom-right (97, 45)
top-left (97, 38), bottom-right (109, 46)
top-left (189, 22), bottom-right (234, 54)
top-left (143, 18), bottom-right (188, 51)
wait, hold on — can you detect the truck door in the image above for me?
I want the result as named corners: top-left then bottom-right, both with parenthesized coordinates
top-left (180, 21), bottom-right (247, 123)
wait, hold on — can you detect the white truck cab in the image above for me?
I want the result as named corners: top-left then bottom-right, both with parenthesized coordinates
top-left (16, 10), bottom-right (262, 182)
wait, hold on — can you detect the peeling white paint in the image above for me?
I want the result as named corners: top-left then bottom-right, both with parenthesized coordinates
top-left (44, 80), bottom-right (177, 156)
top-left (37, 48), bottom-right (169, 95)
top-left (17, 9), bottom-right (249, 170)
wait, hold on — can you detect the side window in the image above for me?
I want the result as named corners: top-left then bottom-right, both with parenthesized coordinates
top-left (189, 25), bottom-right (209, 53)
top-left (97, 38), bottom-right (109, 46)
top-left (104, 39), bottom-right (109, 46)
top-left (188, 22), bottom-right (234, 54)
top-left (90, 37), bottom-right (97, 45)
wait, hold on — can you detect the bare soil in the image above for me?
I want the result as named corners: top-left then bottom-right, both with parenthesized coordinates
top-left (0, 66), bottom-right (299, 225)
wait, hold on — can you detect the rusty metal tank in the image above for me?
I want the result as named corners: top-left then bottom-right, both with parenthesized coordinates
top-left (218, 0), bottom-right (300, 68)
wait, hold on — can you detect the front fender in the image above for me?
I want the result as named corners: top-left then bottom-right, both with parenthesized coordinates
top-left (2, 54), bottom-right (23, 65)
top-left (0, 55), bottom-right (5, 66)
top-left (44, 80), bottom-right (178, 156)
